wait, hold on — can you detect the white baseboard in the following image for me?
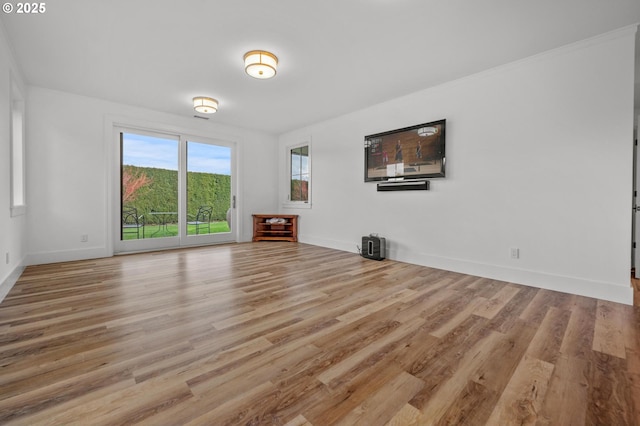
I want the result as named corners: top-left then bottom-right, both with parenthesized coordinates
top-left (0, 263), bottom-right (25, 304)
top-left (299, 235), bottom-right (358, 254)
top-left (300, 235), bottom-right (634, 306)
top-left (26, 246), bottom-right (111, 266)
top-left (393, 247), bottom-right (633, 305)
top-left (18, 238), bottom-right (634, 306)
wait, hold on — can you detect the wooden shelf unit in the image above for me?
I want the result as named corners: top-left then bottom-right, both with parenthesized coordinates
top-left (252, 214), bottom-right (298, 242)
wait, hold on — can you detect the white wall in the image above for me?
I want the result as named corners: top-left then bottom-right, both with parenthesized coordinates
top-left (279, 26), bottom-right (637, 304)
top-left (0, 25), bottom-right (27, 301)
top-left (26, 87), bottom-right (279, 265)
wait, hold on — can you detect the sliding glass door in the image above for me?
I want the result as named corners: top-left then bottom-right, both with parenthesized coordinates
top-left (185, 139), bottom-right (233, 243)
top-left (114, 128), bottom-right (235, 253)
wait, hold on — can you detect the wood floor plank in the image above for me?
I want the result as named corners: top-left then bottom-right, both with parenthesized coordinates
top-left (44, 375), bottom-right (192, 425)
top-left (284, 414), bottom-right (313, 426)
top-left (0, 363), bottom-right (135, 424)
top-left (519, 289), bottom-right (556, 324)
top-left (385, 403), bottom-right (421, 426)
top-left (391, 285), bottom-right (457, 324)
top-left (620, 306), bottom-right (640, 421)
top-left (469, 318), bottom-right (537, 395)
top-left (303, 362), bottom-right (407, 426)
top-left (183, 380), bottom-right (277, 425)
top-left (593, 300), bottom-right (627, 359)
top-left (537, 355), bottom-right (589, 426)
top-left (409, 319), bottom-right (533, 425)
top-left (429, 296), bottom-right (486, 338)
top-left (317, 317), bottom-right (424, 387)
top-left (465, 278), bottom-right (506, 299)
top-left (336, 288), bottom-right (417, 324)
top-left (415, 330), bottom-right (505, 422)
top-left (559, 295), bottom-right (597, 359)
top-left (133, 335), bottom-right (273, 384)
top-left (435, 379), bottom-right (498, 426)
top-left (186, 340), bottom-right (320, 397)
top-left (334, 371), bottom-right (424, 426)
top-left (486, 355), bottom-right (555, 425)
top-left (586, 350), bottom-right (635, 425)
top-left (0, 242), bottom-right (638, 425)
top-left (13, 379), bottom-right (138, 425)
top-left (486, 284), bottom-right (539, 333)
top-left (473, 284), bottom-right (520, 319)
top-left (525, 306), bottom-right (571, 364)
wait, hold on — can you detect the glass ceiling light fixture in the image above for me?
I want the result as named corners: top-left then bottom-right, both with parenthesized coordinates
top-left (417, 127), bottom-right (438, 137)
top-left (243, 50), bottom-right (278, 79)
top-left (193, 96), bottom-right (218, 114)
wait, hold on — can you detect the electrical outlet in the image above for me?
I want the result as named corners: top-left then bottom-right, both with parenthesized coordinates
top-left (510, 247), bottom-right (520, 259)
top-left (81, 234), bottom-right (88, 243)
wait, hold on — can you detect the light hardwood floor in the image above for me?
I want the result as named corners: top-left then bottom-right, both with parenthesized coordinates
top-left (1, 242), bottom-right (639, 425)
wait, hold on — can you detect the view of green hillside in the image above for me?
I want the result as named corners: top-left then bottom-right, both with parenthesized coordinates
top-left (122, 165), bottom-right (230, 222)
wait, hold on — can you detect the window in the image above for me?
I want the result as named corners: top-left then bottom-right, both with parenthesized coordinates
top-left (113, 125), bottom-right (236, 254)
top-left (286, 142), bottom-right (311, 207)
top-left (10, 79), bottom-right (26, 216)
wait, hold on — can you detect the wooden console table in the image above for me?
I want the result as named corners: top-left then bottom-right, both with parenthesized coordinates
top-left (252, 214), bottom-right (298, 242)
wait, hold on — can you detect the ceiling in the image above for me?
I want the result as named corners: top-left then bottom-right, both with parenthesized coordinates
top-left (1, 0), bottom-right (639, 135)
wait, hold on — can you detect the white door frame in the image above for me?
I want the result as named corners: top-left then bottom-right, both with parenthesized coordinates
top-left (179, 134), bottom-right (237, 247)
top-left (634, 119), bottom-right (639, 277)
top-left (109, 121), bottom-right (238, 255)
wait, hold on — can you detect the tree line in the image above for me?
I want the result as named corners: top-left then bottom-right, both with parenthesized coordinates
top-left (122, 165), bottom-right (231, 222)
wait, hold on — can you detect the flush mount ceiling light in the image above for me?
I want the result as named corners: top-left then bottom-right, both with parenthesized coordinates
top-left (243, 50), bottom-right (278, 79)
top-left (417, 127), bottom-right (438, 137)
top-left (193, 96), bottom-right (218, 114)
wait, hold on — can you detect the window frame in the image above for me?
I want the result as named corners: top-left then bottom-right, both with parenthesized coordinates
top-left (283, 139), bottom-right (311, 209)
top-left (10, 78), bottom-right (26, 217)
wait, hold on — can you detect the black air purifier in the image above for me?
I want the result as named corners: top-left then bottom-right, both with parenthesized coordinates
top-left (361, 234), bottom-right (386, 261)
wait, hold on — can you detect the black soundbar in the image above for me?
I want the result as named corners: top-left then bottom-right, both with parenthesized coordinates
top-left (377, 180), bottom-right (429, 191)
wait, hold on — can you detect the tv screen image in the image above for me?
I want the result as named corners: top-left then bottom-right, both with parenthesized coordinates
top-left (364, 119), bottom-right (446, 182)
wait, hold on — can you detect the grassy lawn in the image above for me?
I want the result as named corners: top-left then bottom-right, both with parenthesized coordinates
top-left (122, 221), bottom-right (230, 240)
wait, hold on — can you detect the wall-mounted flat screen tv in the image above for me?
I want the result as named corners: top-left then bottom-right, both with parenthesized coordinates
top-left (364, 119), bottom-right (446, 182)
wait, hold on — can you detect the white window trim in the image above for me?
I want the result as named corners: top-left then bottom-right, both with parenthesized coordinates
top-left (283, 139), bottom-right (311, 209)
top-left (110, 122), bottom-right (239, 254)
top-left (10, 77), bottom-right (26, 217)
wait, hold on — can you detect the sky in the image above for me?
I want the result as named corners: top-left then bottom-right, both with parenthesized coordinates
top-left (291, 151), bottom-right (309, 180)
top-left (122, 132), bottom-right (231, 175)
